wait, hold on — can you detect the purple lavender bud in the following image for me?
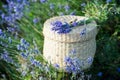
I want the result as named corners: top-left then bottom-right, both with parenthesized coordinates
top-left (1, 50), bottom-right (13, 63)
top-left (1, 34), bottom-right (7, 39)
top-left (9, 1), bottom-right (15, 8)
top-left (6, 0), bottom-right (10, 3)
top-left (0, 29), bottom-right (3, 35)
top-left (64, 56), bottom-right (72, 64)
top-left (7, 56), bottom-right (13, 63)
top-left (7, 27), bottom-right (15, 32)
top-left (52, 26), bottom-right (61, 31)
top-left (80, 28), bottom-right (86, 36)
top-left (51, 21), bottom-right (63, 27)
top-left (50, 3), bottom-right (54, 10)
top-left (40, 0), bottom-right (47, 3)
top-left (64, 28), bottom-right (71, 34)
top-left (35, 61), bottom-right (41, 67)
top-left (1, 52), bottom-right (8, 59)
top-left (117, 67), bottom-right (120, 72)
top-left (86, 57), bottom-right (93, 64)
top-left (2, 5), bottom-right (7, 9)
top-left (65, 66), bottom-right (71, 73)
top-left (30, 57), bottom-right (34, 62)
top-left (97, 72), bottom-right (103, 77)
top-left (31, 59), bottom-right (36, 65)
top-left (17, 0), bottom-right (22, 3)
top-left (71, 65), bottom-right (77, 73)
top-left (33, 18), bottom-right (39, 24)
top-left (1, 13), bottom-right (5, 19)
top-left (54, 64), bottom-right (59, 69)
top-left (20, 38), bottom-right (26, 44)
top-left (21, 71), bottom-right (27, 77)
top-left (23, 0), bottom-right (28, 5)
top-left (14, 6), bottom-right (21, 13)
top-left (30, 59), bottom-right (41, 67)
top-left (64, 5), bottom-right (70, 12)
top-left (17, 44), bottom-right (21, 50)
top-left (17, 38), bottom-right (30, 51)
top-left (20, 52), bottom-right (27, 59)
top-left (5, 16), bottom-right (12, 22)
top-left (32, 0), bottom-right (37, 2)
top-left (1, 0), bottom-right (28, 29)
top-left (70, 49), bottom-right (76, 54)
top-left (34, 47), bottom-right (39, 54)
top-left (57, 29), bottom-right (64, 34)
top-left (51, 21), bottom-right (73, 34)
top-left (81, 3), bottom-right (86, 7)
top-left (72, 21), bottom-right (78, 27)
top-left (106, 0), bottom-right (112, 3)
top-left (8, 37), bottom-right (12, 44)
top-left (70, 11), bottom-right (76, 15)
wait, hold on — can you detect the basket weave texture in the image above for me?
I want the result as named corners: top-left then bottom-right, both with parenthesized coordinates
top-left (43, 15), bottom-right (97, 70)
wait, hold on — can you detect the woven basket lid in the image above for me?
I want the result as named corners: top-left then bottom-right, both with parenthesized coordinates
top-left (43, 15), bottom-right (97, 43)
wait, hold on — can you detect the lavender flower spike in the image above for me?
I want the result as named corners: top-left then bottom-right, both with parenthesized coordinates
top-left (40, 0), bottom-right (47, 3)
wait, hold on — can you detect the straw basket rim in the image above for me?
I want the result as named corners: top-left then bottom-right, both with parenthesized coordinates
top-left (43, 15), bottom-right (97, 42)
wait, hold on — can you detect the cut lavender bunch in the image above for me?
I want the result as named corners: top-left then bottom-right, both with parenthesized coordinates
top-left (51, 18), bottom-right (92, 34)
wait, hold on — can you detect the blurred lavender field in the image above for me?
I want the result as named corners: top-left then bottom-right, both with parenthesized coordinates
top-left (0, 0), bottom-right (120, 80)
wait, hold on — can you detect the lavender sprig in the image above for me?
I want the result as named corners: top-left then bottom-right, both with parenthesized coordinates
top-left (51, 18), bottom-right (92, 34)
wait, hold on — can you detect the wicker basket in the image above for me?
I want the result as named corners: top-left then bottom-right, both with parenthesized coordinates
top-left (43, 15), bottom-right (97, 70)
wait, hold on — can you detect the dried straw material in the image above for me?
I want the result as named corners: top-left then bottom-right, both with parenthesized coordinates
top-left (43, 15), bottom-right (97, 70)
